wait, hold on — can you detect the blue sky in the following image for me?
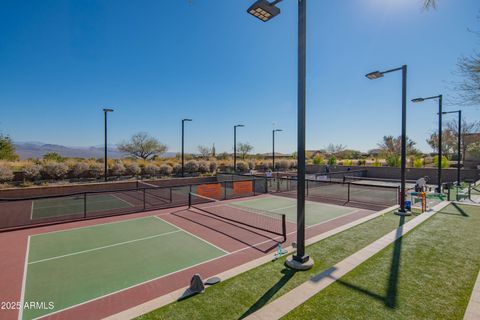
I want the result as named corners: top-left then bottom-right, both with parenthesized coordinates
top-left (0, 0), bottom-right (479, 154)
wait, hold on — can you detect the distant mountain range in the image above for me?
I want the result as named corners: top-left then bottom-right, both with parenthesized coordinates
top-left (14, 142), bottom-right (177, 160)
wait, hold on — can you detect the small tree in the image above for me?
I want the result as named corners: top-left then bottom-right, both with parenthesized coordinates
top-left (117, 133), bottom-right (167, 160)
top-left (313, 154), bottom-right (324, 165)
top-left (197, 146), bottom-right (212, 159)
top-left (43, 152), bottom-right (64, 162)
top-left (237, 143), bottom-right (253, 160)
top-left (209, 161), bottom-right (218, 173)
top-left (327, 156), bottom-right (337, 166)
top-left (0, 135), bottom-right (19, 161)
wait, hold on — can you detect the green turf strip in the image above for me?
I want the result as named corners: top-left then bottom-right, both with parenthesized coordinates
top-left (283, 203), bottom-right (480, 320)
top-left (23, 217), bottom-right (225, 320)
top-left (230, 197), bottom-right (354, 226)
top-left (138, 211), bottom-right (414, 320)
top-left (31, 194), bottom-right (133, 219)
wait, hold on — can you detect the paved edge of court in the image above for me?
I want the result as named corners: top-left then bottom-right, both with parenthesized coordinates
top-left (102, 205), bottom-right (399, 320)
top-left (463, 203), bottom-right (480, 320)
top-left (244, 201), bottom-right (451, 320)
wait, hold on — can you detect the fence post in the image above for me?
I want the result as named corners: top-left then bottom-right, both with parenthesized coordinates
top-left (143, 189), bottom-right (146, 211)
top-left (224, 182), bottom-right (227, 200)
top-left (306, 180), bottom-right (309, 196)
top-left (169, 187), bottom-right (173, 203)
top-left (252, 178), bottom-right (256, 196)
top-left (347, 183), bottom-right (351, 203)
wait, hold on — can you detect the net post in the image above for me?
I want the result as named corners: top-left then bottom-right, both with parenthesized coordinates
top-left (265, 177), bottom-right (269, 193)
top-left (169, 187), bottom-right (173, 203)
top-left (84, 193), bottom-right (87, 219)
top-left (252, 178), bottom-right (256, 196)
top-left (224, 182), bottom-right (227, 200)
top-left (282, 214), bottom-right (287, 242)
top-left (306, 179), bottom-right (309, 196)
top-left (188, 192), bottom-right (192, 208)
top-left (447, 185), bottom-right (451, 201)
top-left (347, 182), bottom-right (351, 202)
top-left (143, 189), bottom-right (146, 211)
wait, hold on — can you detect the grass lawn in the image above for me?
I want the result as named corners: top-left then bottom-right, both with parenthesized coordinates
top-left (138, 211), bottom-right (415, 320)
top-left (283, 203), bottom-right (480, 320)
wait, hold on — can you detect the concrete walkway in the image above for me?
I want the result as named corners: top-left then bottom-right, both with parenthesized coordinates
top-left (464, 270), bottom-right (480, 320)
top-left (245, 201), bottom-right (450, 320)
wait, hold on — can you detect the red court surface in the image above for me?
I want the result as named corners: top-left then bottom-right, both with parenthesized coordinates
top-left (0, 194), bottom-right (374, 320)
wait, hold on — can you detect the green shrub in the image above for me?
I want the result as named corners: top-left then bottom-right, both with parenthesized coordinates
top-left (42, 162), bottom-right (69, 180)
top-left (313, 154), bottom-right (324, 165)
top-left (433, 155), bottom-right (449, 168)
top-left (23, 164), bottom-right (41, 181)
top-left (43, 152), bottom-right (64, 162)
top-left (386, 156), bottom-right (401, 167)
top-left (327, 156), bottom-right (337, 166)
top-left (413, 158), bottom-right (423, 168)
top-left (372, 159), bottom-right (381, 167)
top-left (0, 165), bottom-right (14, 182)
top-left (343, 159), bottom-right (353, 166)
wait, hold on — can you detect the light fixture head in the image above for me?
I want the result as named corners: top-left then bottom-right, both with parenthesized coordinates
top-left (103, 108), bottom-right (114, 112)
top-left (235, 124), bottom-right (245, 128)
top-left (411, 98), bottom-right (425, 103)
top-left (183, 118), bottom-right (192, 122)
top-left (365, 71), bottom-right (384, 80)
top-left (247, 0), bottom-right (280, 22)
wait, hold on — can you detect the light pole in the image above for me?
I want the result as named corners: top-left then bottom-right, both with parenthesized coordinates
top-left (442, 110), bottom-right (462, 199)
top-left (233, 124), bottom-right (244, 172)
top-left (412, 95), bottom-right (443, 193)
top-left (181, 118), bottom-right (192, 177)
top-left (248, 0), bottom-right (313, 269)
top-left (103, 108), bottom-right (114, 182)
top-left (272, 129), bottom-right (283, 171)
top-left (366, 65), bottom-right (410, 216)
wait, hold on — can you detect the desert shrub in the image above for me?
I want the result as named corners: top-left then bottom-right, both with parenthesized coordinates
top-left (110, 161), bottom-right (126, 176)
top-left (185, 160), bottom-right (199, 174)
top-left (42, 162), bottom-right (69, 180)
top-left (276, 160), bottom-right (289, 171)
top-left (413, 158), bottom-right (423, 168)
top-left (357, 159), bottom-right (366, 166)
top-left (172, 163), bottom-right (182, 175)
top-left (209, 161), bottom-right (218, 173)
top-left (372, 159), bottom-right (381, 167)
top-left (313, 154), bottom-right (324, 165)
top-left (89, 162), bottom-right (103, 178)
top-left (125, 162), bottom-right (141, 176)
top-left (327, 156), bottom-right (337, 166)
top-left (143, 163), bottom-right (159, 176)
top-left (248, 160), bottom-right (256, 171)
top-left (255, 162), bottom-right (268, 171)
top-left (236, 161), bottom-right (249, 172)
top-left (198, 161), bottom-right (209, 174)
top-left (159, 164), bottom-right (173, 176)
top-left (0, 165), bottom-right (14, 182)
top-left (43, 152), bottom-right (64, 162)
top-left (343, 159), bottom-right (353, 166)
top-left (433, 155), bottom-right (449, 168)
top-left (71, 162), bottom-right (89, 178)
top-left (23, 164), bottom-right (41, 181)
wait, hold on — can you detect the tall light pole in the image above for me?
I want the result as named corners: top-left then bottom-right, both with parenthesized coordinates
top-left (248, 0), bottom-right (313, 269)
top-left (272, 129), bottom-right (283, 171)
top-left (103, 108), bottom-right (114, 182)
top-left (366, 65), bottom-right (410, 216)
top-left (412, 95), bottom-right (443, 193)
top-left (181, 118), bottom-right (192, 177)
top-left (233, 124), bottom-right (244, 172)
top-left (442, 110), bottom-right (462, 199)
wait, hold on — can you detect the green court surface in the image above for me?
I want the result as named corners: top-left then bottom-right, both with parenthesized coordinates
top-left (21, 216), bottom-right (226, 320)
top-left (31, 194), bottom-right (134, 219)
top-left (229, 196), bottom-right (357, 226)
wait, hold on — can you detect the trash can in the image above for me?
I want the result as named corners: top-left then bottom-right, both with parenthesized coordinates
top-left (405, 200), bottom-right (411, 211)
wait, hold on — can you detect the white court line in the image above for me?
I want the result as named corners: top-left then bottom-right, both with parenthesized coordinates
top-left (153, 216), bottom-right (229, 254)
top-left (30, 215), bottom-right (157, 237)
top-left (18, 236), bottom-right (30, 320)
top-left (29, 230), bottom-right (182, 265)
top-left (110, 193), bottom-right (135, 208)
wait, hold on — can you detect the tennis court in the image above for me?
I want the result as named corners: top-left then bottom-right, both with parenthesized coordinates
top-left (31, 194), bottom-right (135, 219)
top-left (20, 216), bottom-right (227, 320)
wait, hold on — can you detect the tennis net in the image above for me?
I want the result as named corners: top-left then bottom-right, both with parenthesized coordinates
top-left (137, 181), bottom-right (172, 203)
top-left (188, 192), bottom-right (286, 240)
